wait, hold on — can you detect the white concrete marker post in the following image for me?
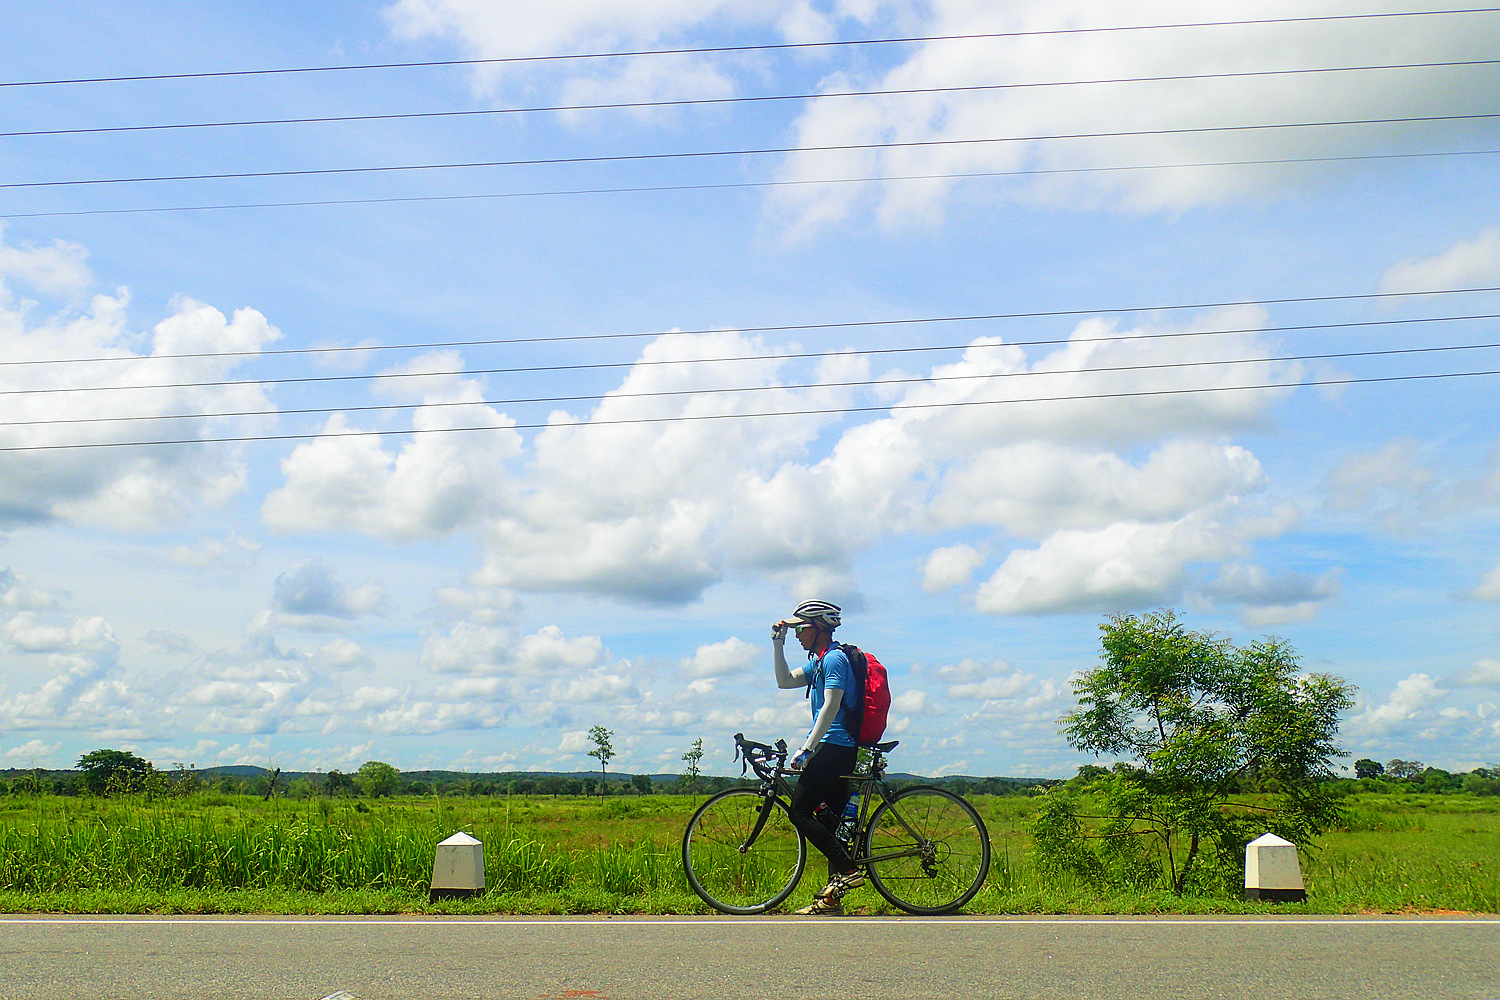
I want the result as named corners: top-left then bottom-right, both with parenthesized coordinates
top-left (1244, 832), bottom-right (1306, 902)
top-left (430, 831), bottom-right (485, 902)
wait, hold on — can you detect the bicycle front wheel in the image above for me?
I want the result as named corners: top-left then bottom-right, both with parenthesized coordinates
top-left (865, 785), bottom-right (990, 914)
top-left (683, 788), bottom-right (807, 914)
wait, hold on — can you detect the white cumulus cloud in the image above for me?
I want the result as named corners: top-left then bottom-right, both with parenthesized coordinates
top-left (1204, 563), bottom-right (1342, 626)
top-left (265, 307), bottom-right (1297, 616)
top-left (1381, 225), bottom-right (1500, 294)
top-left (1471, 565), bottom-right (1500, 602)
top-left (1357, 672), bottom-right (1445, 729)
top-left (921, 544), bottom-right (985, 594)
top-left (0, 237), bottom-right (280, 530)
top-left (684, 637), bottom-right (758, 678)
top-left (385, 0), bottom-right (881, 111)
top-left (768, 0), bottom-right (1500, 234)
top-left (1448, 659), bottom-right (1500, 688)
top-left (974, 504), bottom-right (1287, 616)
top-left (262, 363), bottom-right (521, 542)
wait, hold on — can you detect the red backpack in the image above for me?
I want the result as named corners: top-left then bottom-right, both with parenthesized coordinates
top-left (810, 643), bottom-right (891, 746)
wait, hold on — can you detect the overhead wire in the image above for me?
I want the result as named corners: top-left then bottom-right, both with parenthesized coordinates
top-left (3, 10), bottom-right (1496, 450)
top-left (9, 110), bottom-right (1500, 191)
top-left (10, 147), bottom-right (1499, 221)
top-left (4, 7), bottom-right (1496, 89)
top-left (7, 339), bottom-right (1500, 430)
top-left (7, 57), bottom-right (1499, 140)
top-left (3, 368), bottom-right (1497, 453)
top-left (1, 286), bottom-right (1497, 372)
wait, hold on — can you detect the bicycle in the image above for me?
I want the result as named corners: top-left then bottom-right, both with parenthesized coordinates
top-left (681, 733), bottom-right (991, 915)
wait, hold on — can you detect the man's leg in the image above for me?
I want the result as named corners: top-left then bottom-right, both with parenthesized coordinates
top-left (788, 743), bottom-right (858, 875)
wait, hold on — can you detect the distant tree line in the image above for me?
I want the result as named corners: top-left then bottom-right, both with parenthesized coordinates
top-left (1345, 758), bottom-right (1500, 796)
top-left (1061, 760), bottom-right (1500, 797)
top-left (3, 748), bottom-right (1050, 799)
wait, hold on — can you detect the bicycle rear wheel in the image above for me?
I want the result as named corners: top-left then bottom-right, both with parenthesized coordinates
top-left (864, 785), bottom-right (990, 914)
top-left (683, 787), bottom-right (807, 914)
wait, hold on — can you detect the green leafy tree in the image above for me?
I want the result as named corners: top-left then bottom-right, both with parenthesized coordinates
top-left (1070, 764), bottom-right (1110, 786)
top-left (587, 726), bottom-right (615, 794)
top-left (355, 760), bottom-right (400, 798)
top-left (630, 773), bottom-right (652, 795)
top-left (681, 737), bottom-right (705, 798)
top-left (324, 769), bottom-right (358, 796)
top-left (170, 763), bottom-right (203, 795)
top-left (1353, 758), bottom-right (1385, 780)
top-left (1462, 770), bottom-right (1500, 796)
top-left (1035, 611), bottom-right (1355, 895)
top-left (76, 749), bottom-right (155, 796)
top-left (11, 771), bottom-right (45, 796)
top-left (1387, 759), bottom-right (1426, 780)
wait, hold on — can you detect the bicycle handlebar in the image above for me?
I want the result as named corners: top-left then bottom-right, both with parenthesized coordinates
top-left (732, 732), bottom-right (787, 780)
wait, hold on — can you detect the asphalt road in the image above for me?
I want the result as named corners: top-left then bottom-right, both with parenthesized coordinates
top-left (0, 915), bottom-right (1496, 1000)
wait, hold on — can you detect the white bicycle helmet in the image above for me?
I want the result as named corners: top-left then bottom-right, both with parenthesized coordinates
top-left (788, 599), bottom-right (841, 631)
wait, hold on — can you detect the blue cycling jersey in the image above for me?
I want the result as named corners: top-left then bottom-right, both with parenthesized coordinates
top-left (807, 645), bottom-right (857, 747)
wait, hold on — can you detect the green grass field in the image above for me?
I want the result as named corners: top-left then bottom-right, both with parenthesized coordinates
top-left (0, 791), bottom-right (1495, 915)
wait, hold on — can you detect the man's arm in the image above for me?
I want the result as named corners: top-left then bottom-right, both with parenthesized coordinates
top-left (797, 686), bottom-right (843, 758)
top-left (772, 630), bottom-right (807, 689)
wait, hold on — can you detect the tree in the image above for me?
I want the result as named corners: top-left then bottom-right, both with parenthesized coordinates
top-left (76, 749), bottom-right (155, 796)
top-left (1070, 764), bottom-right (1109, 786)
top-left (630, 773), bottom-right (652, 795)
top-left (324, 769), bottom-right (358, 796)
top-left (10, 771), bottom-right (45, 796)
top-left (1035, 611), bottom-right (1355, 895)
top-left (587, 726), bottom-right (615, 794)
top-left (1387, 759), bottom-right (1426, 780)
top-left (1354, 758), bottom-right (1385, 780)
top-left (355, 760), bottom-right (400, 798)
top-left (1462, 770), bottom-right (1500, 796)
top-left (681, 737), bottom-right (705, 798)
top-left (170, 763), bottom-right (203, 795)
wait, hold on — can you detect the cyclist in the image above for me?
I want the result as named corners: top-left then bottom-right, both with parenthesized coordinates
top-left (772, 598), bottom-right (865, 915)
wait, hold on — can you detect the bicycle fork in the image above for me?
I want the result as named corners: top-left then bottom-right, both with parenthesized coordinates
top-left (738, 789), bottom-right (778, 853)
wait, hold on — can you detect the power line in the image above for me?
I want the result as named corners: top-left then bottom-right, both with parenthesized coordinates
top-left (9, 58), bottom-right (1499, 140)
top-left (5, 7), bottom-right (1496, 89)
top-left (9, 340), bottom-right (1499, 430)
top-left (8, 111), bottom-right (1500, 191)
top-left (10, 147), bottom-right (1498, 222)
top-left (3, 368), bottom-right (1496, 453)
top-left (1, 308), bottom-right (1497, 399)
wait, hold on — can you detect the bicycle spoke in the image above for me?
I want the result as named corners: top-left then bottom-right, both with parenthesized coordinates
top-left (864, 786), bottom-right (990, 914)
top-left (683, 787), bottom-right (806, 914)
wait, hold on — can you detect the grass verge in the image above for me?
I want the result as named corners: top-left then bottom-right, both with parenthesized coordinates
top-left (0, 791), bottom-right (1494, 915)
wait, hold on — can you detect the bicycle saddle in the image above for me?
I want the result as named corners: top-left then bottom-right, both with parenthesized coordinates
top-left (871, 740), bottom-right (899, 752)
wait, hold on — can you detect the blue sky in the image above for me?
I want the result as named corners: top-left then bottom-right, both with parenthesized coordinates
top-left (1, 0), bottom-right (1498, 779)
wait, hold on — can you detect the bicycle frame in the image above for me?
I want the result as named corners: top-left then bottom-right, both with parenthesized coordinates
top-left (731, 734), bottom-right (930, 868)
top-left (692, 734), bottom-right (991, 914)
top-left (841, 747), bottom-right (935, 869)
